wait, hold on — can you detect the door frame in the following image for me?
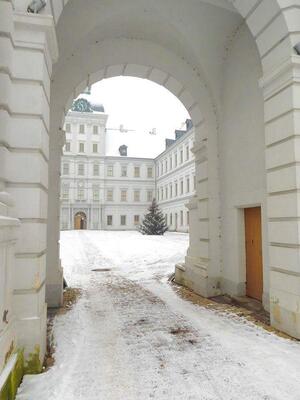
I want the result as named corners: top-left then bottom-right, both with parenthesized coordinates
top-left (235, 203), bottom-right (266, 304)
top-left (74, 211), bottom-right (87, 230)
top-left (244, 206), bottom-right (264, 301)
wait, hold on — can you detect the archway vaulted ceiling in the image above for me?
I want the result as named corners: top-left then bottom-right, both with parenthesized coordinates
top-left (22, 0), bottom-right (295, 132)
top-left (52, 0), bottom-right (243, 112)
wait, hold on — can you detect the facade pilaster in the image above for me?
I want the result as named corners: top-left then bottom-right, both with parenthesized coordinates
top-left (0, 181), bottom-right (20, 374)
top-left (46, 129), bottom-right (64, 307)
top-left (175, 122), bottom-right (221, 297)
top-left (0, 3), bottom-right (58, 361)
top-left (260, 55), bottom-right (300, 338)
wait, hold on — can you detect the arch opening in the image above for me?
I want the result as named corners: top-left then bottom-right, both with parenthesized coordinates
top-left (59, 75), bottom-right (194, 234)
top-left (74, 211), bottom-right (87, 230)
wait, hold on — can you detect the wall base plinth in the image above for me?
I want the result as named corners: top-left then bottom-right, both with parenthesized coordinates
top-left (270, 301), bottom-right (300, 339)
top-left (0, 352), bottom-right (24, 400)
top-left (46, 264), bottom-right (64, 308)
top-left (270, 271), bottom-right (300, 339)
top-left (16, 304), bottom-right (47, 367)
top-left (175, 256), bottom-right (221, 298)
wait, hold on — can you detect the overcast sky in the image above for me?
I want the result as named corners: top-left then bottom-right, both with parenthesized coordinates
top-left (89, 77), bottom-right (190, 158)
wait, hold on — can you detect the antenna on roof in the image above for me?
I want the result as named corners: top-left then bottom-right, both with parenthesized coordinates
top-left (106, 124), bottom-right (135, 133)
top-left (149, 128), bottom-right (157, 135)
top-left (84, 86), bottom-right (91, 95)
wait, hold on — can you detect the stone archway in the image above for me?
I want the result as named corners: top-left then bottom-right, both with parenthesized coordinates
top-left (74, 211), bottom-right (87, 230)
top-left (1, 0), bottom-right (300, 373)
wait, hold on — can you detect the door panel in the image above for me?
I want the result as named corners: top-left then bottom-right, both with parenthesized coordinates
top-left (74, 215), bottom-right (81, 230)
top-left (244, 207), bottom-right (263, 301)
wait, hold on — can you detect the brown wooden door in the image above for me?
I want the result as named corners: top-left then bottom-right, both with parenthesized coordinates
top-left (74, 215), bottom-right (81, 230)
top-left (244, 207), bottom-right (263, 301)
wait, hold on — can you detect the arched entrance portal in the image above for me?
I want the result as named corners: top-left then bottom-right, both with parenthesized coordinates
top-left (74, 212), bottom-right (87, 230)
top-left (1, 0), bottom-right (300, 375)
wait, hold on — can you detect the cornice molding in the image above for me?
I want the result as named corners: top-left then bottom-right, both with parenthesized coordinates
top-left (259, 55), bottom-right (300, 100)
top-left (13, 12), bottom-right (58, 63)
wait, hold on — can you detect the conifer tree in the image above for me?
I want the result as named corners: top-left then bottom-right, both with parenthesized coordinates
top-left (139, 199), bottom-right (168, 235)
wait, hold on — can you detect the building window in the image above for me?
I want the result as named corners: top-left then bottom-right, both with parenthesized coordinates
top-left (175, 182), bottom-right (178, 197)
top-left (78, 163), bottom-right (84, 176)
top-left (157, 165), bottom-right (159, 177)
top-left (93, 125), bottom-right (98, 134)
top-left (62, 163), bottom-right (69, 175)
top-left (65, 142), bottom-right (71, 152)
top-left (165, 186), bottom-right (168, 200)
top-left (180, 149), bottom-right (183, 164)
top-left (187, 211), bottom-right (189, 226)
top-left (186, 177), bottom-right (190, 193)
top-left (134, 190), bottom-right (140, 202)
top-left (78, 188), bottom-right (85, 200)
top-left (107, 165), bottom-right (114, 177)
top-left (93, 143), bottom-right (98, 153)
top-left (106, 189), bottom-right (113, 201)
top-left (121, 189), bottom-right (127, 202)
top-left (147, 167), bottom-right (153, 178)
top-left (107, 215), bottom-right (113, 226)
top-left (170, 184), bottom-right (173, 198)
top-left (134, 215), bottom-right (140, 225)
top-left (165, 160), bottom-right (168, 173)
top-left (186, 145), bottom-right (190, 161)
top-left (120, 215), bottom-right (126, 226)
top-left (169, 156), bottom-right (172, 170)
top-left (134, 166), bottom-right (140, 178)
top-left (161, 188), bottom-right (164, 200)
top-left (93, 164), bottom-right (99, 176)
top-left (62, 185), bottom-right (69, 200)
top-left (121, 165), bottom-right (127, 177)
top-left (160, 162), bottom-right (163, 175)
top-left (194, 175), bottom-right (196, 190)
top-left (165, 214), bottom-right (168, 225)
top-left (79, 124), bottom-right (85, 134)
top-left (170, 213), bottom-right (173, 225)
top-left (65, 123), bottom-right (71, 133)
top-left (147, 190), bottom-right (153, 202)
top-left (180, 210), bottom-right (184, 226)
top-left (175, 153), bottom-right (178, 167)
top-left (157, 189), bottom-right (160, 201)
top-left (180, 180), bottom-right (184, 195)
top-left (79, 142), bottom-right (85, 153)
top-left (93, 188), bottom-right (99, 201)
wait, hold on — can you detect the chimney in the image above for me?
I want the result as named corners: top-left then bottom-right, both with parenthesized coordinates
top-left (165, 138), bottom-right (175, 149)
top-left (186, 119), bottom-right (193, 131)
top-left (119, 145), bottom-right (128, 156)
top-left (175, 129), bottom-right (185, 140)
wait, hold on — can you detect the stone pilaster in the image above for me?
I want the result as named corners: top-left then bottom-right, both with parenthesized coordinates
top-left (0, 179), bottom-right (20, 374)
top-left (46, 129), bottom-right (64, 307)
top-left (260, 55), bottom-right (300, 338)
top-left (175, 122), bottom-right (222, 297)
top-left (0, 4), bottom-right (58, 361)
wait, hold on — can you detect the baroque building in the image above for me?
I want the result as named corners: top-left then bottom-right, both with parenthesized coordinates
top-left (155, 121), bottom-right (195, 233)
top-left (60, 91), bottom-right (195, 232)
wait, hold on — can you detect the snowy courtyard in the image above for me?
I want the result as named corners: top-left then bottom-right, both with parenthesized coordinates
top-left (16, 231), bottom-right (300, 400)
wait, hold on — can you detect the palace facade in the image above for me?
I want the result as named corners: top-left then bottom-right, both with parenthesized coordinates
top-left (60, 92), bottom-right (195, 232)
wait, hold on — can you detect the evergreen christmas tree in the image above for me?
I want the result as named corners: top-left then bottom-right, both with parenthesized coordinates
top-left (139, 199), bottom-right (168, 235)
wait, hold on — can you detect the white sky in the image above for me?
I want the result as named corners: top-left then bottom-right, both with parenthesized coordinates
top-left (90, 77), bottom-right (190, 158)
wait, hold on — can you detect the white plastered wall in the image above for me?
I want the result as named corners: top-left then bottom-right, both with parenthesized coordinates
top-left (2, 1), bottom-right (300, 362)
top-left (220, 24), bottom-right (269, 307)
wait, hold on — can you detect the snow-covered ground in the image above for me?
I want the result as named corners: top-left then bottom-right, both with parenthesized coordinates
top-left (17, 231), bottom-right (300, 400)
